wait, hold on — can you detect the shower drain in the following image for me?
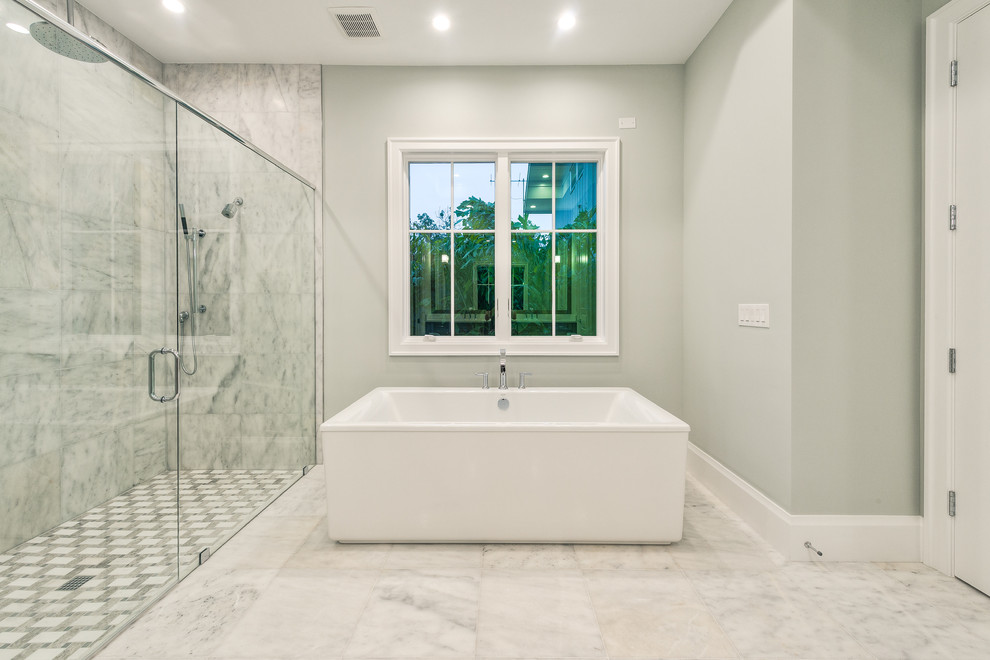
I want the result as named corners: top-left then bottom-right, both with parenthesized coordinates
top-left (56, 575), bottom-right (95, 591)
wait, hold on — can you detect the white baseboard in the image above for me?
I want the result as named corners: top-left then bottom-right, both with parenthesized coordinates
top-left (687, 443), bottom-right (922, 562)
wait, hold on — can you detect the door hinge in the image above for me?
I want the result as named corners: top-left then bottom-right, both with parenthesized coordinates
top-left (950, 60), bottom-right (958, 87)
top-left (950, 204), bottom-right (957, 231)
top-left (949, 348), bottom-right (956, 373)
top-left (949, 490), bottom-right (956, 517)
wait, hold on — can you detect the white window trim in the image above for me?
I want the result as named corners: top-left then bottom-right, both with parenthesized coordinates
top-left (387, 137), bottom-right (620, 356)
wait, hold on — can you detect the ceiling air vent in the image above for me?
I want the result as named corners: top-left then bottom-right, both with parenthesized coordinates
top-left (329, 7), bottom-right (381, 38)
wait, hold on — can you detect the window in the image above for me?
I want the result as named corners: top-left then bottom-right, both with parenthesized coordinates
top-left (388, 139), bottom-right (619, 355)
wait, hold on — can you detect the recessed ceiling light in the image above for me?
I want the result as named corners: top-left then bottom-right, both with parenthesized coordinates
top-left (530, 205), bottom-right (537, 209)
top-left (5, 22), bottom-right (30, 34)
top-left (542, 174), bottom-right (550, 178)
top-left (432, 14), bottom-right (450, 31)
top-left (162, 0), bottom-right (186, 14)
top-left (558, 11), bottom-right (576, 31)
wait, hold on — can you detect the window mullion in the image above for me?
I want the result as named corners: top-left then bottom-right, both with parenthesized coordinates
top-left (550, 162), bottom-right (557, 337)
top-left (448, 162), bottom-right (455, 335)
top-left (495, 153), bottom-right (511, 341)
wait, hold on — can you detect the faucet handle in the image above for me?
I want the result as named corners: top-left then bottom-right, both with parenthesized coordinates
top-left (474, 372), bottom-right (490, 389)
top-left (518, 372), bottom-right (532, 389)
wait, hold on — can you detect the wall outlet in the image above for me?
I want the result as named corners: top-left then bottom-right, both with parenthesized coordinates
top-left (738, 303), bottom-right (770, 328)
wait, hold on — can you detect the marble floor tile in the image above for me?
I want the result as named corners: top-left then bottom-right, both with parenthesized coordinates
top-left (574, 544), bottom-right (677, 571)
top-left (585, 569), bottom-right (737, 659)
top-left (284, 519), bottom-right (392, 570)
top-left (384, 544), bottom-right (484, 570)
top-left (97, 568), bottom-right (278, 659)
top-left (210, 569), bottom-right (379, 659)
top-left (481, 544), bottom-right (580, 570)
top-left (88, 464), bottom-right (990, 660)
top-left (343, 569), bottom-right (480, 658)
top-left (691, 569), bottom-right (871, 659)
top-left (476, 569), bottom-right (605, 658)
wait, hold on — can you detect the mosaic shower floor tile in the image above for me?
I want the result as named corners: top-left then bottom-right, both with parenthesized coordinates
top-left (0, 469), bottom-right (300, 660)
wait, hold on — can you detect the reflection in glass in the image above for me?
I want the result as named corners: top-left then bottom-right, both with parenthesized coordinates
top-left (409, 233), bottom-right (450, 336)
top-left (454, 233), bottom-right (495, 336)
top-left (510, 233), bottom-right (552, 336)
top-left (410, 162), bottom-right (451, 229)
top-left (555, 162), bottom-right (597, 230)
top-left (556, 233), bottom-right (597, 336)
top-left (453, 162), bottom-right (495, 230)
top-left (511, 162), bottom-right (553, 230)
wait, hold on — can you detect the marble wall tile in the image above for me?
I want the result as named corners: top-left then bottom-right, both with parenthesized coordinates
top-left (0, 371), bottom-right (61, 468)
top-left (0, 451), bottom-right (61, 553)
top-left (0, 5), bottom-right (60, 129)
top-left (240, 233), bottom-right (315, 295)
top-left (61, 231), bottom-right (113, 290)
top-left (0, 197), bottom-right (60, 291)
top-left (239, 293), bottom-right (313, 356)
top-left (298, 66), bottom-right (322, 114)
top-left (190, 229), bottom-right (234, 294)
top-left (72, 3), bottom-right (163, 81)
top-left (60, 426), bottom-right (133, 519)
top-left (0, 290), bottom-right (60, 373)
top-left (233, 170), bottom-right (315, 235)
top-left (0, 107), bottom-right (60, 206)
top-left (176, 413), bottom-right (242, 470)
top-left (58, 358), bottom-right (136, 427)
top-left (131, 415), bottom-right (168, 482)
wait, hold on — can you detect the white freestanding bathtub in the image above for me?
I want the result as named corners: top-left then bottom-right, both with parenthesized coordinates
top-left (320, 387), bottom-right (689, 544)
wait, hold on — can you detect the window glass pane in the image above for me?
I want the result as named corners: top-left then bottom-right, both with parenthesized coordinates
top-left (453, 162), bottom-right (495, 230)
top-left (409, 233), bottom-right (450, 336)
top-left (511, 162), bottom-right (553, 230)
top-left (453, 233), bottom-right (495, 336)
top-left (510, 233), bottom-right (552, 336)
top-left (556, 233), bottom-right (597, 336)
top-left (410, 162), bottom-right (451, 230)
top-left (555, 162), bottom-right (597, 230)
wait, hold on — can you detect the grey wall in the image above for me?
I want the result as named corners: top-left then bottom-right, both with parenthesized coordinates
top-left (684, 0), bottom-right (795, 508)
top-left (322, 65), bottom-right (684, 416)
top-left (791, 0), bottom-right (923, 514)
top-left (685, 0), bottom-right (927, 516)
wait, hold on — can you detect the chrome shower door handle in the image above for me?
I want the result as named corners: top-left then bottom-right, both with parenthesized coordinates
top-left (148, 347), bottom-right (181, 403)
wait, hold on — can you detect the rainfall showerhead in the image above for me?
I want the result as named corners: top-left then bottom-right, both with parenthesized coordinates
top-left (29, 21), bottom-right (107, 63)
top-left (221, 197), bottom-right (243, 219)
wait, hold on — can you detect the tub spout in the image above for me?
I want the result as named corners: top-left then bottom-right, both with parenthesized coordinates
top-left (499, 349), bottom-right (507, 390)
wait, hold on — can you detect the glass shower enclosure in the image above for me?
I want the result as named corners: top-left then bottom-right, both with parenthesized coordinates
top-left (0, 1), bottom-right (317, 657)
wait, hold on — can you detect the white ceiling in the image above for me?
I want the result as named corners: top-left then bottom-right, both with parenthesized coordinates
top-left (78, 0), bottom-right (732, 66)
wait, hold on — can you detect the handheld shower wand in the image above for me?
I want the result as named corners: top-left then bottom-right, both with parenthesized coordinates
top-left (177, 204), bottom-right (201, 375)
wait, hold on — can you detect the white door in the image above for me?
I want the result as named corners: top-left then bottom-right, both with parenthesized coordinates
top-left (953, 2), bottom-right (990, 597)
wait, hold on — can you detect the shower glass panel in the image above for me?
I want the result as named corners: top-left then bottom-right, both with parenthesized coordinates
top-left (174, 107), bottom-right (316, 576)
top-left (0, 0), bottom-right (180, 655)
top-left (1, 0), bottom-right (317, 654)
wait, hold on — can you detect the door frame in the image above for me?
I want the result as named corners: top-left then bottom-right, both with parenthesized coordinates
top-left (923, 0), bottom-right (990, 576)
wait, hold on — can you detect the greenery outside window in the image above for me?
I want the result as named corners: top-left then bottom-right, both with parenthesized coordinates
top-left (388, 138), bottom-right (619, 355)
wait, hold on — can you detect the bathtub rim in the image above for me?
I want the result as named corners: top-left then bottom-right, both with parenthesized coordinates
top-left (320, 386), bottom-right (690, 433)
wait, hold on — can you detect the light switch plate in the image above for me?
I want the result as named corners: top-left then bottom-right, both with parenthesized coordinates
top-left (618, 117), bottom-right (636, 129)
top-left (738, 303), bottom-right (770, 328)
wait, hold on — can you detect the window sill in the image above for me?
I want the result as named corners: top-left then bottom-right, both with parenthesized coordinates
top-left (389, 336), bottom-right (618, 356)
